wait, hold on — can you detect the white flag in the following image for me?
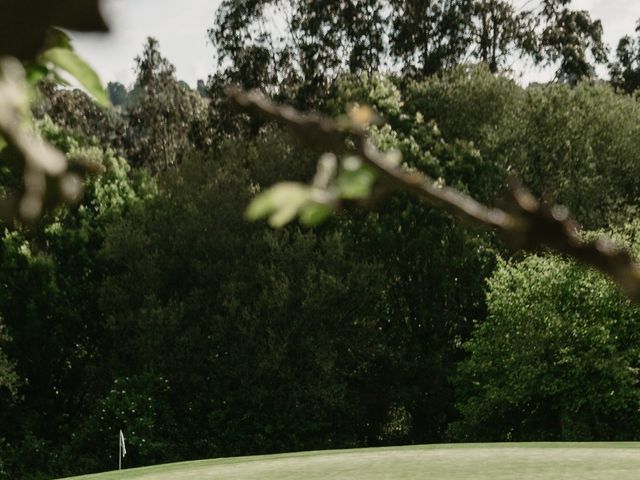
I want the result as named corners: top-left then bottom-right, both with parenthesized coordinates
top-left (119, 430), bottom-right (127, 458)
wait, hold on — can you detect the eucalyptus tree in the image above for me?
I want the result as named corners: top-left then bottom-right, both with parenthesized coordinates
top-left (537, 0), bottom-right (607, 83)
top-left (125, 38), bottom-right (209, 171)
top-left (210, 0), bottom-right (606, 99)
top-left (610, 20), bottom-right (640, 94)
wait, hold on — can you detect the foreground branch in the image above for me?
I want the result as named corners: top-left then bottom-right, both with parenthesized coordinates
top-left (0, 59), bottom-right (102, 224)
top-left (228, 87), bottom-right (640, 303)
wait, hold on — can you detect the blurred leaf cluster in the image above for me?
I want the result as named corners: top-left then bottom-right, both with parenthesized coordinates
top-left (0, 1), bottom-right (109, 224)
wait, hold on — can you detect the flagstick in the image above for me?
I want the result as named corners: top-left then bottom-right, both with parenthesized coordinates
top-left (119, 431), bottom-right (122, 471)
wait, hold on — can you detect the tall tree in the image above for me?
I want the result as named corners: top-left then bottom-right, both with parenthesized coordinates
top-left (211, 0), bottom-right (386, 105)
top-left (469, 0), bottom-right (536, 73)
top-left (538, 0), bottom-right (607, 83)
top-left (210, 0), bottom-right (606, 96)
top-left (609, 20), bottom-right (640, 95)
top-left (389, 0), bottom-right (473, 76)
top-left (125, 38), bottom-right (209, 171)
top-left (451, 248), bottom-right (640, 442)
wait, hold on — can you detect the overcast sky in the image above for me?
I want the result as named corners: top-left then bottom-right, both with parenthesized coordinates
top-left (70, 0), bottom-right (640, 88)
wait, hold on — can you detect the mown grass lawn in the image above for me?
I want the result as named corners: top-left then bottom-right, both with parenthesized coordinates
top-left (60, 443), bottom-right (640, 479)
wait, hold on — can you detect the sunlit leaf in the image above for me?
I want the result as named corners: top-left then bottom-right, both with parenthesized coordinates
top-left (245, 191), bottom-right (274, 221)
top-left (246, 182), bottom-right (311, 227)
top-left (338, 168), bottom-right (377, 199)
top-left (268, 203), bottom-right (300, 227)
top-left (38, 47), bottom-right (109, 107)
top-left (299, 202), bottom-right (332, 226)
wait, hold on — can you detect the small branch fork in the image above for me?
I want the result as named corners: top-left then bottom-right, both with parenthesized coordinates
top-left (228, 87), bottom-right (640, 303)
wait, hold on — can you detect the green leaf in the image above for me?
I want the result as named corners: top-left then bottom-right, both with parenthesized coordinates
top-left (246, 191), bottom-right (274, 221)
top-left (43, 29), bottom-right (73, 50)
top-left (268, 203), bottom-right (300, 228)
top-left (245, 182), bottom-right (311, 227)
top-left (38, 47), bottom-right (110, 107)
top-left (337, 168), bottom-right (377, 199)
top-left (24, 64), bottom-right (49, 86)
top-left (299, 202), bottom-right (332, 226)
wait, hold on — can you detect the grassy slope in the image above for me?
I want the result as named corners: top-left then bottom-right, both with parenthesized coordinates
top-left (60, 443), bottom-right (640, 480)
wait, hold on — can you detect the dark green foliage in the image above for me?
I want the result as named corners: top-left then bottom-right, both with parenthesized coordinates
top-left (470, 0), bottom-right (537, 73)
top-left (107, 81), bottom-right (128, 106)
top-left (39, 38), bottom-right (213, 173)
top-left (0, 324), bottom-right (18, 397)
top-left (0, 121), bottom-right (153, 479)
top-left (313, 73), bottom-right (502, 441)
top-left (338, 206), bottom-right (498, 443)
top-left (98, 146), bottom-right (392, 457)
top-left (125, 38), bottom-right (210, 171)
top-left (209, 0), bottom-right (606, 99)
top-left (610, 20), bottom-right (640, 95)
top-left (389, 0), bottom-right (474, 76)
top-left (402, 65), bottom-right (522, 153)
top-left (451, 241), bottom-right (640, 441)
top-left (211, 0), bottom-right (386, 105)
top-left (68, 373), bottom-right (177, 473)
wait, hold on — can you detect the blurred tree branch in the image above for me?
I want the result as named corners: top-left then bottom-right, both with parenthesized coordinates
top-left (228, 87), bottom-right (640, 303)
top-left (0, 0), bottom-right (108, 224)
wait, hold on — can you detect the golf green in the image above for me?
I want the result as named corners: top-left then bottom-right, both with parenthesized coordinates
top-left (60, 443), bottom-right (640, 479)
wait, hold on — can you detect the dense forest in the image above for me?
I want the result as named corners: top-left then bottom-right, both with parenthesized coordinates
top-left (4, 1), bottom-right (640, 478)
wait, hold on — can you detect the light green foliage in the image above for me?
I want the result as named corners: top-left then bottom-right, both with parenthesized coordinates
top-left (404, 65), bottom-right (523, 147)
top-left (496, 82), bottom-right (640, 228)
top-left (452, 236), bottom-right (640, 441)
top-left (246, 182), bottom-right (313, 227)
top-left (245, 178), bottom-right (332, 228)
top-left (36, 116), bottom-right (154, 220)
top-left (337, 158), bottom-right (378, 200)
top-left (326, 74), bottom-right (404, 120)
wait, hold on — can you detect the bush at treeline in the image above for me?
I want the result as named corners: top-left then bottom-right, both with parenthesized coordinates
top-left (3, 40), bottom-right (640, 478)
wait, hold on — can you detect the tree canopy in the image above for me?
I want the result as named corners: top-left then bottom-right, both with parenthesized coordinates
top-left (3, 3), bottom-right (640, 479)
